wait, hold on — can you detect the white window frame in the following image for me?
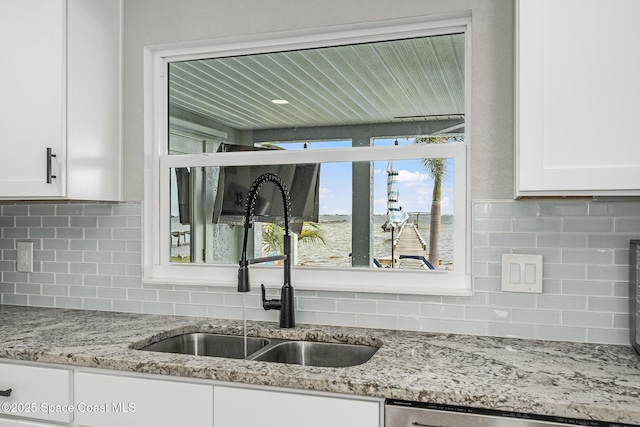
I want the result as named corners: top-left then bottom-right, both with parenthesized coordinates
top-left (143, 13), bottom-right (472, 296)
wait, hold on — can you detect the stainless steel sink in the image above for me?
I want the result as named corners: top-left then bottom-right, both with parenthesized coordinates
top-left (248, 341), bottom-right (379, 367)
top-left (140, 333), bottom-right (270, 359)
top-left (138, 333), bottom-right (379, 367)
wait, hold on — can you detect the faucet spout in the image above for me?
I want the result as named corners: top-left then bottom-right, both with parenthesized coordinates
top-left (237, 173), bottom-right (295, 328)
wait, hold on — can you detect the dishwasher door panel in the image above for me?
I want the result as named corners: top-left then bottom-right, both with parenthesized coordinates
top-left (385, 404), bottom-right (574, 427)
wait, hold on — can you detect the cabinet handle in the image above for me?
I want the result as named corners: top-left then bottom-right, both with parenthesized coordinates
top-left (46, 147), bottom-right (57, 184)
top-left (0, 389), bottom-right (11, 397)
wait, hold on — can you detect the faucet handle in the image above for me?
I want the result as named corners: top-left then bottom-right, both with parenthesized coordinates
top-left (261, 284), bottom-right (281, 311)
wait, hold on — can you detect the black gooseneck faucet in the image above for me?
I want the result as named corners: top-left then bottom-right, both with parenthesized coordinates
top-left (237, 173), bottom-right (295, 328)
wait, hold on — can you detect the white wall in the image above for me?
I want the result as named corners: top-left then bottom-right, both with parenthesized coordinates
top-left (122, 0), bottom-right (515, 201)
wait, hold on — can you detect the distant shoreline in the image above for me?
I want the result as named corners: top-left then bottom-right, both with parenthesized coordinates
top-left (317, 214), bottom-right (454, 225)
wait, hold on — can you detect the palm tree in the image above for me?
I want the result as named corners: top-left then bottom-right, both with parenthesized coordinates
top-left (261, 222), bottom-right (284, 255)
top-left (297, 222), bottom-right (325, 245)
top-left (262, 221), bottom-right (325, 258)
top-left (415, 136), bottom-right (450, 267)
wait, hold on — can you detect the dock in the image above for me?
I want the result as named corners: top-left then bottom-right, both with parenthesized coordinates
top-left (378, 223), bottom-right (430, 268)
top-left (394, 223), bottom-right (427, 258)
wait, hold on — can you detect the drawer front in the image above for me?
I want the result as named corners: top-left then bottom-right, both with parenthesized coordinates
top-left (0, 418), bottom-right (55, 427)
top-left (0, 362), bottom-right (72, 424)
top-left (75, 372), bottom-right (213, 427)
top-left (214, 386), bottom-right (381, 427)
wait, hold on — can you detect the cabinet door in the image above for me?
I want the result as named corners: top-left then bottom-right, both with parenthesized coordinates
top-left (516, 0), bottom-right (640, 196)
top-left (66, 0), bottom-right (122, 201)
top-left (0, 0), bottom-right (66, 198)
top-left (75, 372), bottom-right (213, 427)
top-left (214, 386), bottom-right (381, 427)
top-left (0, 419), bottom-right (58, 427)
top-left (0, 363), bottom-right (72, 424)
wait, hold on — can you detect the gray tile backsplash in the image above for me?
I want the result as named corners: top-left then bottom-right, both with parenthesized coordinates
top-left (1, 199), bottom-right (639, 345)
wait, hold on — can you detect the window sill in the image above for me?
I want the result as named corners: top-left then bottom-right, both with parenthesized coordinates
top-left (142, 263), bottom-right (472, 297)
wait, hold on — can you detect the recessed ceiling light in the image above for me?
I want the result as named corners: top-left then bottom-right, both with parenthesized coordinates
top-left (271, 99), bottom-right (289, 105)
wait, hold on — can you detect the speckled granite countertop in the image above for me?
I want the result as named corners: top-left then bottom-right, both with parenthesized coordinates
top-left (1, 305), bottom-right (639, 424)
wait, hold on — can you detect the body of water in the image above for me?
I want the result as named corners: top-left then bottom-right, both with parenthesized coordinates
top-left (171, 214), bottom-right (454, 269)
top-left (296, 214), bottom-right (453, 268)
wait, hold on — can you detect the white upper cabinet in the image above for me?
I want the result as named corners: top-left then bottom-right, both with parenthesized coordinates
top-left (0, 0), bottom-right (122, 201)
top-left (515, 0), bottom-right (640, 196)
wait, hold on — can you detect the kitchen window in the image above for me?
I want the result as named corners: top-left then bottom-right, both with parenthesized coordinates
top-left (143, 14), bottom-right (472, 295)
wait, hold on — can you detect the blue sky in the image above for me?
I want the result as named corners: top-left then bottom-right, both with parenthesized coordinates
top-left (279, 139), bottom-right (455, 216)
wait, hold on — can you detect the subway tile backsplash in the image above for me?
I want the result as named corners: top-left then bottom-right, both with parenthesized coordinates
top-left (1, 199), bottom-right (639, 345)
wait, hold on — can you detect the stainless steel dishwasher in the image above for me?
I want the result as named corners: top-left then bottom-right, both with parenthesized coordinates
top-left (385, 399), bottom-right (639, 427)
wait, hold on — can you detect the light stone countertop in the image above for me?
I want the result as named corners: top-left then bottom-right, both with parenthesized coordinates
top-left (0, 305), bottom-right (639, 424)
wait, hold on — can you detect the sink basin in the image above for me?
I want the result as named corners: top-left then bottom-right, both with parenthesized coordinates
top-left (140, 333), bottom-right (270, 359)
top-left (249, 341), bottom-right (378, 367)
top-left (138, 333), bottom-right (379, 367)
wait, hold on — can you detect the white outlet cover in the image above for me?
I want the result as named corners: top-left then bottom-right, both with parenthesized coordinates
top-left (501, 254), bottom-right (543, 293)
top-left (17, 241), bottom-right (34, 273)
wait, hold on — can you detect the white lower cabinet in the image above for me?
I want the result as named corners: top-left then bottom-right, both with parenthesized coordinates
top-left (213, 385), bottom-right (382, 427)
top-left (74, 372), bottom-right (213, 427)
top-left (0, 420), bottom-right (57, 427)
top-left (0, 362), bottom-right (72, 425)
top-left (0, 361), bottom-right (383, 427)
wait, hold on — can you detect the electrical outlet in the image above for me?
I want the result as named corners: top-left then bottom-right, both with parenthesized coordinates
top-left (17, 241), bottom-right (33, 273)
top-left (501, 254), bottom-right (543, 293)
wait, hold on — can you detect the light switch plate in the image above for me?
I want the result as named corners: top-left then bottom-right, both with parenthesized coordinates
top-left (501, 254), bottom-right (543, 293)
top-left (17, 241), bottom-right (34, 273)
